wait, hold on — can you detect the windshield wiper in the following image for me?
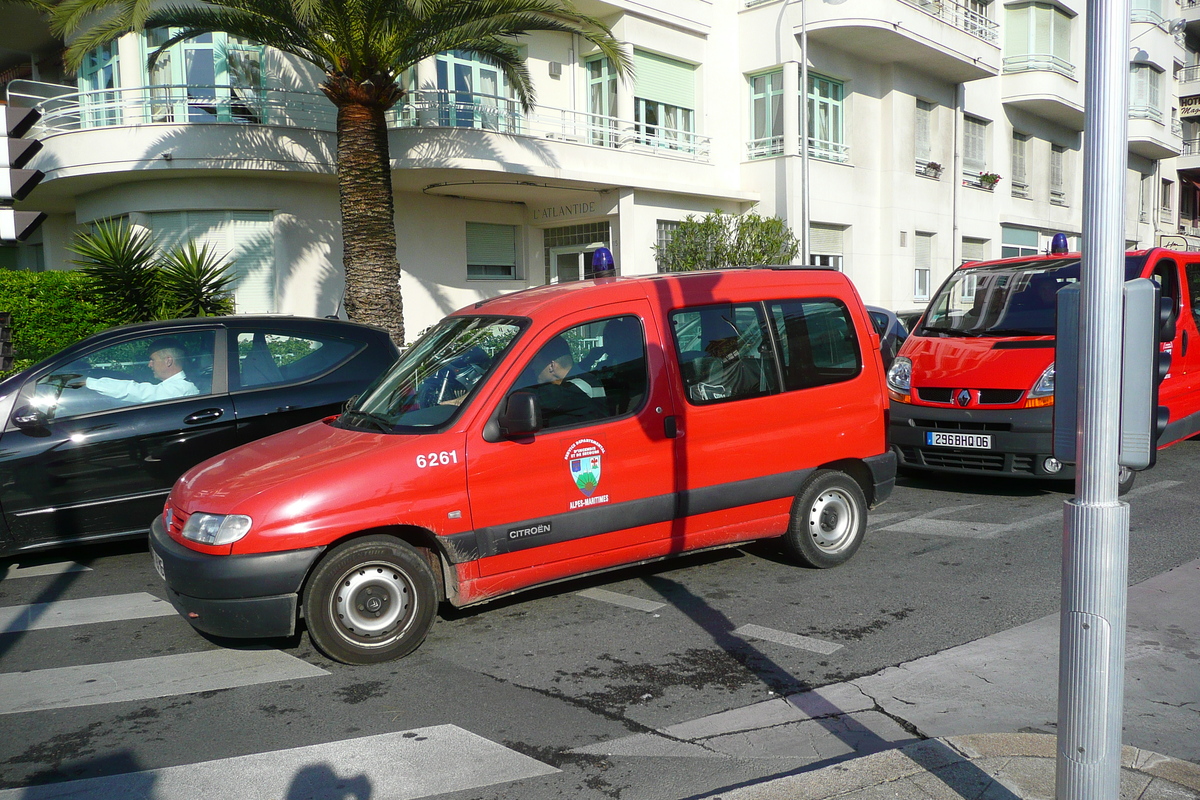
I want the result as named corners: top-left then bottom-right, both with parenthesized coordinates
top-left (340, 409), bottom-right (393, 433)
top-left (919, 325), bottom-right (985, 337)
top-left (984, 328), bottom-right (1052, 337)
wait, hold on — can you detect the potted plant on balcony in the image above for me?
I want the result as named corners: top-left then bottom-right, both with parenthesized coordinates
top-left (922, 161), bottom-right (943, 178)
top-left (978, 171), bottom-right (1002, 189)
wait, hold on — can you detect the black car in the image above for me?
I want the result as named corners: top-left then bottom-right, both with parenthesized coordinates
top-left (0, 316), bottom-right (398, 556)
top-left (866, 305), bottom-right (908, 370)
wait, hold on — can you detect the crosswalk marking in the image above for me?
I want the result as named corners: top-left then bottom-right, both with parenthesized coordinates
top-left (0, 561), bottom-right (92, 581)
top-left (0, 725), bottom-right (558, 800)
top-left (0, 592), bottom-right (176, 634)
top-left (578, 587), bottom-right (666, 612)
top-left (734, 624), bottom-right (843, 655)
top-left (0, 649), bottom-right (329, 715)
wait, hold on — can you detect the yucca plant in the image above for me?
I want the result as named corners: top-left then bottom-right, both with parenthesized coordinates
top-left (159, 241), bottom-right (237, 318)
top-left (68, 220), bottom-right (162, 324)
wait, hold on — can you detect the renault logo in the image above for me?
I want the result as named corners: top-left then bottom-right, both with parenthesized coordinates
top-left (955, 389), bottom-right (971, 407)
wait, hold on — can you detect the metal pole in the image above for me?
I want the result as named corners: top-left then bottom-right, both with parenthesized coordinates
top-left (1055, 0), bottom-right (1131, 795)
top-left (800, 0), bottom-right (810, 266)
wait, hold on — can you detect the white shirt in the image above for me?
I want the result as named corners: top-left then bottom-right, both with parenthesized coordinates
top-left (86, 370), bottom-right (200, 404)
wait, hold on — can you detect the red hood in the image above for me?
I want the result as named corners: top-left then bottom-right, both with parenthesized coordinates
top-left (171, 419), bottom-right (467, 553)
top-left (899, 335), bottom-right (1053, 391)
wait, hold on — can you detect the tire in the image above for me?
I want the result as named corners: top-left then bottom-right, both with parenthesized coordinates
top-left (303, 535), bottom-right (438, 665)
top-left (782, 470), bottom-right (868, 569)
top-left (1117, 465), bottom-right (1136, 496)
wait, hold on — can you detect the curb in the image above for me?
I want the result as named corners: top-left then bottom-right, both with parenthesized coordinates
top-left (703, 733), bottom-right (1200, 800)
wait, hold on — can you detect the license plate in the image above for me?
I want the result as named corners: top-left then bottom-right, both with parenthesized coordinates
top-left (926, 431), bottom-right (992, 449)
top-left (153, 549), bottom-right (165, 581)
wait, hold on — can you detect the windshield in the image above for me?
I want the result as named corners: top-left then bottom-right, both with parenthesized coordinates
top-left (919, 255), bottom-right (1148, 337)
top-left (337, 316), bottom-right (524, 432)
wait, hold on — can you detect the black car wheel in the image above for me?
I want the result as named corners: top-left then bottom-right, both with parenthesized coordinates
top-left (303, 535), bottom-right (438, 664)
top-left (783, 470), bottom-right (867, 569)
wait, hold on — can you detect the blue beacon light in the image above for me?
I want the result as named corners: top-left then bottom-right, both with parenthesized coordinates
top-left (1050, 233), bottom-right (1069, 255)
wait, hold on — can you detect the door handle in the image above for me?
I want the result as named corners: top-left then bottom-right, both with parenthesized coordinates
top-left (185, 408), bottom-right (225, 424)
top-left (274, 405), bottom-right (298, 413)
top-left (1184, 329), bottom-right (1189, 357)
top-left (664, 415), bottom-right (679, 439)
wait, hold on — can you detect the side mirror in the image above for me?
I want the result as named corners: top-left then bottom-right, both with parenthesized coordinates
top-left (343, 395), bottom-right (359, 411)
top-left (12, 404), bottom-right (48, 431)
top-left (498, 391), bottom-right (542, 437)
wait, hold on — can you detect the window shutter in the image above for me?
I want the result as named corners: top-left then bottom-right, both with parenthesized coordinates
top-left (1033, 5), bottom-right (1052, 54)
top-left (1006, 5), bottom-right (1030, 55)
top-left (915, 232), bottom-right (933, 269)
top-left (964, 117), bottom-right (987, 170)
top-left (1051, 145), bottom-right (1065, 191)
top-left (1012, 134), bottom-right (1027, 184)
top-left (1052, 9), bottom-right (1071, 61)
top-left (809, 223), bottom-right (844, 254)
top-left (225, 212), bottom-right (274, 314)
top-left (467, 222), bottom-right (517, 266)
top-left (962, 238), bottom-right (989, 262)
top-left (633, 50), bottom-right (695, 109)
top-left (915, 100), bottom-right (932, 161)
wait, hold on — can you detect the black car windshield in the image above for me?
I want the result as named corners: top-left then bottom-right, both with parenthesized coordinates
top-left (918, 255), bottom-right (1148, 338)
top-left (337, 316), bottom-right (523, 432)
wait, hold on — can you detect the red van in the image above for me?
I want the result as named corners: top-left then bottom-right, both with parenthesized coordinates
top-left (150, 269), bottom-right (895, 664)
top-left (887, 248), bottom-right (1200, 489)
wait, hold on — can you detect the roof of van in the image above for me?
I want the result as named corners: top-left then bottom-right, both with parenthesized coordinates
top-left (958, 248), bottom-right (1162, 269)
top-left (459, 266), bottom-right (854, 318)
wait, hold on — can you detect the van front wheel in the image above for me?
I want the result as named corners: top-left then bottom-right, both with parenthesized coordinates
top-left (783, 471), bottom-right (867, 569)
top-left (303, 536), bottom-right (437, 665)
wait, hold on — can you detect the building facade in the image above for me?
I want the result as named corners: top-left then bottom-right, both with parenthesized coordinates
top-left (1, 0), bottom-right (1195, 338)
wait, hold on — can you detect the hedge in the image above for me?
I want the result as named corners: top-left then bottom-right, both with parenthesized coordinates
top-left (0, 270), bottom-right (122, 376)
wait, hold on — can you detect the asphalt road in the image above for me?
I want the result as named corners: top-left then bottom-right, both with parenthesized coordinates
top-left (2, 440), bottom-right (1199, 800)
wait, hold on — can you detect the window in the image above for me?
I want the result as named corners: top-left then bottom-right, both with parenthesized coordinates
top-left (1130, 63), bottom-right (1164, 122)
top-left (1050, 145), bottom-right (1067, 205)
top-left (149, 211), bottom-right (275, 313)
top-left (915, 99), bottom-right (934, 168)
top-left (810, 223), bottom-right (845, 270)
top-left (1140, 171), bottom-right (1154, 222)
top-left (915, 232), bottom-right (934, 302)
top-left (807, 74), bottom-right (847, 162)
top-left (436, 50), bottom-right (519, 132)
top-left (749, 70), bottom-right (785, 158)
top-left (768, 299), bottom-right (861, 390)
top-left (1162, 179), bottom-right (1175, 222)
top-left (633, 50), bottom-right (696, 150)
top-left (655, 220), bottom-right (681, 271)
top-left (1011, 133), bottom-right (1030, 198)
top-left (143, 30), bottom-right (265, 124)
top-left (1004, 3), bottom-right (1073, 76)
top-left (466, 222), bottom-right (518, 280)
top-left (507, 316), bottom-right (648, 428)
top-left (587, 56), bottom-right (619, 146)
top-left (231, 330), bottom-right (359, 390)
top-left (964, 116), bottom-right (988, 174)
top-left (1132, 0), bottom-right (1164, 23)
top-left (79, 43), bottom-right (120, 127)
top-left (1001, 226), bottom-right (1040, 258)
top-left (671, 304), bottom-right (778, 404)
top-left (33, 330), bottom-right (217, 419)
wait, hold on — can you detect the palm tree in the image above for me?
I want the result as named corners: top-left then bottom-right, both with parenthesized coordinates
top-left (49, 0), bottom-right (629, 344)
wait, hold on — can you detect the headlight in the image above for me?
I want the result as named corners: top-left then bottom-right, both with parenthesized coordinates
top-left (1029, 362), bottom-right (1055, 398)
top-left (181, 512), bottom-right (253, 545)
top-left (887, 356), bottom-right (912, 393)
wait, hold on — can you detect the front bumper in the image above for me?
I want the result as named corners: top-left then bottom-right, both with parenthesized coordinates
top-left (889, 401), bottom-right (1073, 480)
top-left (149, 517), bottom-right (324, 639)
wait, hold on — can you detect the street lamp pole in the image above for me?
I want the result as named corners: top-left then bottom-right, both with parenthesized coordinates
top-left (800, 0), bottom-right (810, 266)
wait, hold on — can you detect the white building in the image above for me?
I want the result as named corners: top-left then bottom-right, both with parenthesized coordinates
top-left (1, 0), bottom-right (1196, 338)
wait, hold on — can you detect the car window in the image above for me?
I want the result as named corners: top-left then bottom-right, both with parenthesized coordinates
top-left (231, 330), bottom-right (359, 390)
top-left (30, 330), bottom-right (217, 420)
top-left (506, 316), bottom-right (648, 430)
top-left (768, 299), bottom-right (861, 390)
top-left (1185, 262), bottom-right (1200, 328)
top-left (671, 303), bottom-right (779, 405)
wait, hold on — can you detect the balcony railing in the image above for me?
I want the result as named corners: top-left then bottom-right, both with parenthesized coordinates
top-left (747, 135), bottom-right (784, 159)
top-left (1002, 54), bottom-right (1076, 79)
top-left (8, 82), bottom-right (712, 162)
top-left (1184, 137), bottom-right (1200, 155)
top-left (1180, 64), bottom-right (1200, 85)
top-left (897, 0), bottom-right (1000, 42)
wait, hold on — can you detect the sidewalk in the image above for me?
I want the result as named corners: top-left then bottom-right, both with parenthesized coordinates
top-left (706, 733), bottom-right (1200, 799)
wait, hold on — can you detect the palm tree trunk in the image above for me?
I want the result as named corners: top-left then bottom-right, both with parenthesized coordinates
top-left (333, 93), bottom-right (405, 344)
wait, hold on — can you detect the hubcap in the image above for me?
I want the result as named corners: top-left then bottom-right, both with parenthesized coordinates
top-left (808, 489), bottom-right (859, 554)
top-left (332, 562), bottom-right (414, 646)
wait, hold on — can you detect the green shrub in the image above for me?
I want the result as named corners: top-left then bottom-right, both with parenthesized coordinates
top-left (0, 270), bottom-right (121, 376)
top-left (654, 210), bottom-right (800, 272)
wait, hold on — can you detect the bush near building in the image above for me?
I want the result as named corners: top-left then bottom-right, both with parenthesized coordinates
top-left (655, 210), bottom-right (800, 272)
top-left (0, 270), bottom-right (116, 376)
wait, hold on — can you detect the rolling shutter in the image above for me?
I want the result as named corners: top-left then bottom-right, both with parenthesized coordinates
top-left (633, 50), bottom-right (695, 109)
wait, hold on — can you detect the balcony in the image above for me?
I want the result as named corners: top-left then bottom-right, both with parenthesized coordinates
top-left (1001, 56), bottom-right (1084, 130)
top-left (801, 0), bottom-right (1000, 85)
top-left (1129, 107), bottom-right (1181, 160)
top-left (13, 82), bottom-right (713, 162)
top-left (1178, 138), bottom-right (1200, 171)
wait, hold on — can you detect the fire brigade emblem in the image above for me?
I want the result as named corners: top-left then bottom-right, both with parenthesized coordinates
top-left (566, 438), bottom-right (604, 497)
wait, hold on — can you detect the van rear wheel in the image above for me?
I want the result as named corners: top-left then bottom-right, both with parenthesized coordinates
top-left (783, 470), bottom-right (867, 569)
top-left (303, 535), bottom-right (437, 665)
